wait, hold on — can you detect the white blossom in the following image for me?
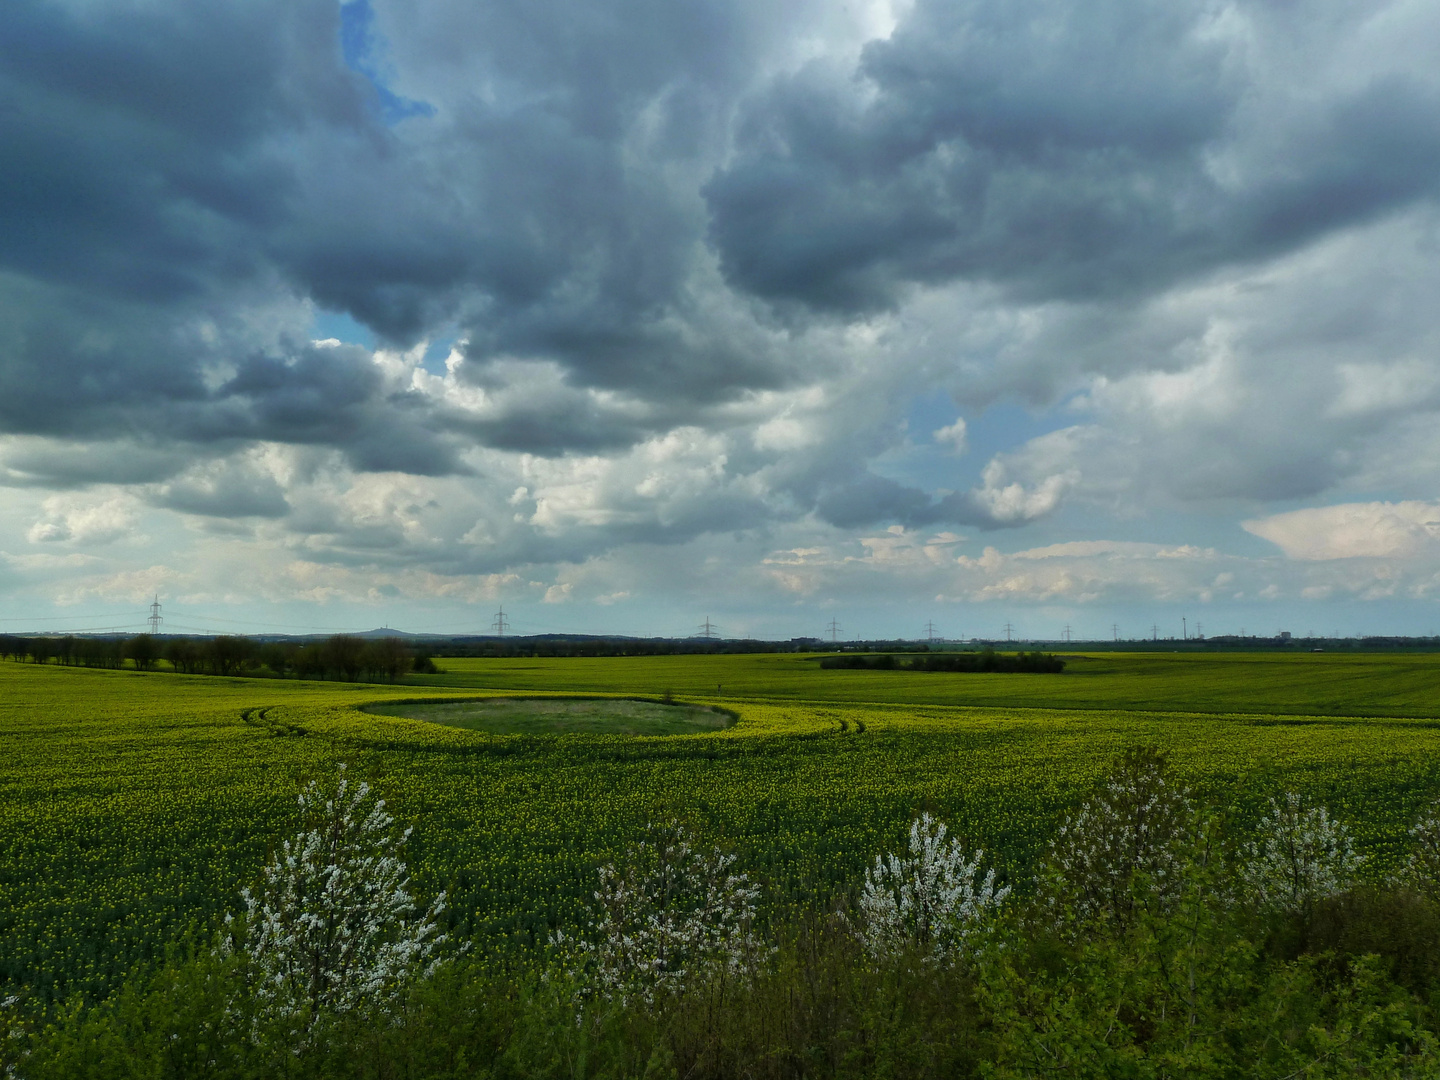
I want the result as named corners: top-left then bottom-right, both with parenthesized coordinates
top-left (1240, 793), bottom-right (1362, 915)
top-left (222, 765), bottom-right (451, 1025)
top-left (1045, 747), bottom-right (1192, 928)
top-left (1401, 800), bottom-right (1440, 901)
top-left (557, 822), bottom-right (764, 1005)
top-left (2, 993), bottom-right (27, 1080)
top-left (856, 812), bottom-right (1009, 963)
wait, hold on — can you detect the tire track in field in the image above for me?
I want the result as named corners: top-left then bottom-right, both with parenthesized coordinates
top-left (240, 706), bottom-right (308, 737)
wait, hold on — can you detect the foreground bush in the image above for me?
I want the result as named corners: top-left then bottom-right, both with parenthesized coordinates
top-left (12, 753), bottom-right (1440, 1078)
top-left (13, 894), bottom-right (1440, 1080)
top-left (220, 767), bottom-right (454, 1030)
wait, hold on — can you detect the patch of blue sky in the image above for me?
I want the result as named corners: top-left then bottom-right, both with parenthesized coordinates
top-left (340, 0), bottom-right (435, 124)
top-left (872, 391), bottom-right (1286, 558)
top-left (418, 335), bottom-right (460, 375)
top-left (311, 309), bottom-right (376, 349)
top-left (310, 308), bottom-right (457, 375)
top-left (871, 391), bottom-right (1072, 496)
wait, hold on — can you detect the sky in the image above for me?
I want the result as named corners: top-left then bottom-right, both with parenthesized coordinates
top-left (2, 0), bottom-right (1440, 642)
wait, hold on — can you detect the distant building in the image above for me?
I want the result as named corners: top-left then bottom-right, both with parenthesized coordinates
top-left (1277, 631), bottom-right (1292, 641)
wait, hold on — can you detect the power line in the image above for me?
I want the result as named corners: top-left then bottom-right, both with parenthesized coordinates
top-left (491, 606), bottom-right (510, 636)
top-left (1112, 623), bottom-right (1120, 642)
top-left (0, 611), bottom-right (141, 624)
top-left (1062, 624), bottom-right (1072, 643)
top-left (697, 617), bottom-right (717, 640)
top-left (925, 620), bottom-right (938, 643)
top-left (1003, 622), bottom-right (1013, 642)
top-left (147, 596), bottom-right (163, 635)
top-left (827, 618), bottom-right (841, 643)
top-left (1151, 624), bottom-right (1160, 641)
top-left (21, 623), bottom-right (147, 636)
top-left (161, 608), bottom-right (382, 632)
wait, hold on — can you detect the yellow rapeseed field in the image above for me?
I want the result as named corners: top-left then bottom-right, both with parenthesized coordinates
top-left (4, 653), bottom-right (1440, 1004)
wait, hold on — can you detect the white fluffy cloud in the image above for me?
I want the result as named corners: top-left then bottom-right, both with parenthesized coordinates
top-left (1245, 502), bottom-right (1440, 561)
top-left (27, 496), bottom-right (139, 546)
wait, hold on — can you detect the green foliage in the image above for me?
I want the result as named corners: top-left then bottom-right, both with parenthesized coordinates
top-left (13, 896), bottom-right (1440, 1079)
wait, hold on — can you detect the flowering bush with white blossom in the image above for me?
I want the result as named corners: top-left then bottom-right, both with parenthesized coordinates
top-left (222, 765), bottom-right (451, 1025)
top-left (1399, 800), bottom-right (1440, 901)
top-left (1043, 746), bottom-right (1194, 929)
top-left (557, 821), bottom-right (764, 1005)
top-left (1240, 793), bottom-right (1363, 915)
top-left (1, 993), bottom-right (28, 1080)
top-left (855, 812), bottom-right (1009, 963)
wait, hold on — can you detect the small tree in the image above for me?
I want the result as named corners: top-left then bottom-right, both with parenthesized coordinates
top-left (323, 635), bottom-right (366, 682)
top-left (371, 637), bottom-right (410, 683)
top-left (558, 821), bottom-right (763, 1005)
top-left (856, 812), bottom-right (1009, 963)
top-left (1042, 746), bottom-right (1193, 931)
top-left (1401, 799), bottom-right (1440, 902)
top-left (1240, 793), bottom-right (1362, 916)
top-left (163, 637), bottom-right (200, 674)
top-left (124, 634), bottom-right (158, 671)
top-left (207, 635), bottom-right (255, 676)
top-left (223, 766), bottom-right (450, 1027)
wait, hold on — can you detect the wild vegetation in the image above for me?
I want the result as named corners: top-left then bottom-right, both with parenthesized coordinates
top-left (4, 651), bottom-right (1440, 1075)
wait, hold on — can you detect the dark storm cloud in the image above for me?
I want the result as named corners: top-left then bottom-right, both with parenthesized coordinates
top-left (0, 0), bottom-right (420, 472)
top-left (806, 466), bottom-right (1062, 532)
top-left (0, 0), bottom-right (817, 472)
top-left (0, 439), bottom-right (195, 489)
top-left (0, 0), bottom-right (353, 303)
top-left (208, 345), bottom-right (468, 475)
top-left (0, 277), bottom-right (464, 476)
top-left (706, 0), bottom-right (1440, 313)
top-left (270, 0), bottom-right (812, 400)
top-left (147, 467), bottom-right (290, 519)
top-left (814, 473), bottom-right (936, 529)
top-left (3, 0), bottom-right (1437, 507)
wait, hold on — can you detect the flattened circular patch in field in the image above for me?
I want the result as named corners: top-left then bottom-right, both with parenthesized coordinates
top-left (362, 697), bottom-right (734, 735)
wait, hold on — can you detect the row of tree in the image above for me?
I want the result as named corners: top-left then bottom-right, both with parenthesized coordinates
top-left (819, 648), bottom-right (1066, 673)
top-left (439, 636), bottom-right (808, 657)
top-left (0, 634), bottom-right (437, 683)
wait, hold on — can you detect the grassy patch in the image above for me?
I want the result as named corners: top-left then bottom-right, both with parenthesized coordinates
top-left (362, 696), bottom-right (734, 735)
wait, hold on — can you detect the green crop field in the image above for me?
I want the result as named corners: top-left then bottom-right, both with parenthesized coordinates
top-left (403, 650), bottom-right (1440, 717)
top-left (4, 650), bottom-right (1440, 1008)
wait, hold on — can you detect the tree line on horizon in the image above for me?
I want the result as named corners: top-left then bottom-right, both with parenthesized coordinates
top-left (819, 648), bottom-right (1066, 673)
top-left (0, 634), bottom-right (437, 682)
